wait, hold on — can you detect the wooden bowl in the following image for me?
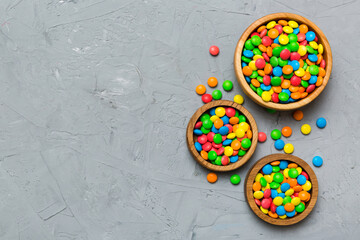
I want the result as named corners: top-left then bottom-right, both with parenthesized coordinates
top-left (245, 154), bottom-right (318, 226)
top-left (186, 100), bottom-right (258, 172)
top-left (234, 13), bottom-right (332, 111)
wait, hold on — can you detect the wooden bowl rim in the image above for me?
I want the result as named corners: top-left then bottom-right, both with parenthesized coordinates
top-left (245, 153), bottom-right (318, 226)
top-left (234, 12), bottom-right (333, 111)
top-left (186, 100), bottom-right (258, 172)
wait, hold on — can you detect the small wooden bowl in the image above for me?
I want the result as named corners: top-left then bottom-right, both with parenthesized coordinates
top-left (234, 13), bottom-right (332, 111)
top-left (186, 100), bottom-right (258, 172)
top-left (245, 154), bottom-right (318, 226)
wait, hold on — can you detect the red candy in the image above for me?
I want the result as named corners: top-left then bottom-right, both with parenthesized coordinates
top-left (202, 94), bottom-right (212, 103)
top-left (202, 142), bottom-right (212, 151)
top-left (207, 132), bottom-right (215, 142)
top-left (198, 135), bottom-right (207, 144)
top-left (195, 121), bottom-right (202, 129)
top-left (225, 107), bottom-right (236, 117)
top-left (263, 189), bottom-right (271, 198)
top-left (263, 75), bottom-right (271, 86)
top-left (255, 58), bottom-right (266, 69)
top-left (209, 45), bottom-right (219, 56)
top-left (221, 156), bottom-right (229, 165)
top-left (260, 29), bottom-right (267, 38)
top-left (272, 93), bottom-right (279, 103)
top-left (255, 199), bottom-right (261, 206)
top-left (261, 36), bottom-right (272, 47)
top-left (262, 53), bottom-right (270, 62)
top-left (270, 202), bottom-right (277, 213)
top-left (261, 198), bottom-right (271, 209)
top-left (290, 76), bottom-right (301, 86)
top-left (290, 52), bottom-right (301, 61)
top-left (225, 124), bottom-right (233, 133)
top-left (217, 147), bottom-right (224, 155)
top-left (258, 132), bottom-right (267, 143)
top-left (280, 49), bottom-right (290, 60)
top-left (306, 84), bottom-right (316, 93)
top-left (297, 33), bottom-right (306, 42)
top-left (212, 142), bottom-right (222, 148)
top-left (274, 25), bottom-right (283, 34)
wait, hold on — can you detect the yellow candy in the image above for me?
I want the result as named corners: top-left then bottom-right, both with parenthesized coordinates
top-left (261, 91), bottom-right (271, 102)
top-left (306, 66), bottom-right (310, 72)
top-left (301, 124), bottom-right (311, 135)
top-left (278, 34), bottom-right (289, 45)
top-left (265, 183), bottom-right (270, 190)
top-left (309, 41), bottom-right (318, 50)
top-left (266, 20), bottom-right (276, 29)
top-left (254, 191), bottom-right (264, 199)
top-left (296, 167), bottom-right (302, 175)
top-left (239, 122), bottom-right (250, 132)
top-left (295, 68), bottom-right (305, 77)
top-left (235, 128), bottom-right (245, 138)
top-left (291, 197), bottom-right (301, 206)
top-left (318, 44), bottom-right (324, 54)
top-left (249, 61), bottom-right (257, 71)
top-left (227, 133), bottom-right (236, 139)
top-left (273, 196), bottom-right (283, 206)
top-left (284, 168), bottom-right (289, 178)
top-left (285, 189), bottom-right (294, 196)
top-left (260, 206), bottom-right (269, 214)
top-left (288, 20), bottom-right (299, 28)
top-left (255, 173), bottom-right (264, 182)
top-left (234, 94), bottom-right (244, 105)
top-left (276, 187), bottom-right (282, 193)
top-left (303, 180), bottom-right (312, 191)
top-left (268, 88), bottom-right (274, 95)
top-left (253, 55), bottom-right (264, 60)
top-left (298, 45), bottom-right (307, 56)
top-left (283, 26), bottom-right (293, 34)
top-left (210, 115), bottom-right (219, 122)
top-left (224, 146), bottom-right (233, 156)
top-left (279, 215), bottom-right (287, 219)
top-left (284, 143), bottom-right (294, 154)
top-left (215, 107), bottom-right (225, 117)
top-left (271, 172), bottom-right (275, 177)
top-left (264, 175), bottom-right (273, 183)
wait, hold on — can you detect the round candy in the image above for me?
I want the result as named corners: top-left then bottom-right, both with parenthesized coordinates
top-left (241, 138), bottom-right (252, 149)
top-left (284, 143), bottom-right (294, 154)
top-left (223, 80), bottom-right (233, 91)
top-left (255, 58), bottom-right (266, 69)
top-left (316, 117), bottom-right (327, 128)
top-left (207, 173), bottom-right (218, 183)
top-left (212, 90), bottom-right (222, 100)
top-left (209, 45), bottom-right (219, 56)
top-left (301, 124), bottom-right (311, 135)
top-left (262, 164), bottom-right (273, 175)
top-left (281, 126), bottom-right (292, 137)
top-left (234, 94), bottom-right (244, 104)
top-left (258, 132), bottom-right (267, 143)
top-left (202, 94), bottom-right (212, 103)
top-left (271, 129), bottom-right (282, 140)
top-left (274, 139), bottom-right (285, 150)
top-left (297, 175), bottom-right (307, 185)
top-left (293, 110), bottom-right (303, 121)
top-left (273, 172), bottom-right (284, 183)
top-left (288, 168), bottom-right (299, 178)
top-left (208, 77), bottom-right (218, 87)
top-left (312, 156), bottom-right (323, 167)
top-left (196, 85), bottom-right (206, 95)
top-left (230, 174), bottom-right (241, 185)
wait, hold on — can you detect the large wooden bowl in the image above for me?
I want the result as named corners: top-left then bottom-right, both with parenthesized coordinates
top-left (234, 13), bottom-right (332, 111)
top-left (186, 100), bottom-right (258, 172)
top-left (245, 154), bottom-right (318, 226)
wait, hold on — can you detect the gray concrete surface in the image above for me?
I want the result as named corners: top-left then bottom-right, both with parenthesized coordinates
top-left (0, 0), bottom-right (359, 239)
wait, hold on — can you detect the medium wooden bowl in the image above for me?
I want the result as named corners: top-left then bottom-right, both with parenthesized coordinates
top-left (186, 100), bottom-right (258, 172)
top-left (234, 13), bottom-right (332, 111)
top-left (245, 154), bottom-right (318, 226)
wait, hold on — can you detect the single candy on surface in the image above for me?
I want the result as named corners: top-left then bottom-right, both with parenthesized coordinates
top-left (284, 143), bottom-right (294, 154)
top-left (234, 94), bottom-right (244, 104)
top-left (258, 132), bottom-right (267, 143)
top-left (208, 77), bottom-right (218, 87)
top-left (230, 174), bottom-right (241, 185)
top-left (293, 110), bottom-right (303, 121)
top-left (212, 90), bottom-right (222, 100)
top-left (281, 126), bottom-right (292, 137)
top-left (209, 45), bottom-right (219, 56)
top-left (271, 129), bottom-right (282, 140)
top-left (301, 124), bottom-right (311, 135)
top-left (222, 80), bottom-right (233, 91)
top-left (312, 156), bottom-right (323, 167)
top-left (201, 94), bottom-right (212, 103)
top-left (207, 172), bottom-right (218, 183)
top-left (196, 84), bottom-right (206, 95)
top-left (274, 139), bottom-right (285, 150)
top-left (316, 117), bottom-right (327, 128)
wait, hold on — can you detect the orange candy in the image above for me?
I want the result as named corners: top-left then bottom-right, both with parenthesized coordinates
top-left (287, 178), bottom-right (298, 188)
top-left (281, 80), bottom-right (291, 89)
top-left (291, 92), bottom-right (301, 99)
top-left (316, 54), bottom-right (323, 65)
top-left (293, 185), bottom-right (303, 192)
top-left (270, 161), bottom-right (280, 166)
top-left (268, 211), bottom-right (278, 218)
top-left (293, 110), bottom-right (304, 121)
top-left (264, 64), bottom-right (273, 75)
top-left (272, 86), bottom-right (282, 93)
top-left (214, 119), bottom-right (224, 129)
top-left (242, 66), bottom-right (253, 76)
top-left (201, 150), bottom-right (208, 160)
top-left (284, 203), bottom-right (295, 212)
top-left (288, 163), bottom-right (298, 168)
top-left (299, 191), bottom-right (310, 201)
top-left (267, 47), bottom-right (273, 57)
top-left (318, 67), bottom-right (326, 77)
top-left (278, 20), bottom-right (288, 26)
top-left (207, 173), bottom-right (218, 183)
top-left (300, 92), bottom-right (308, 98)
top-left (281, 126), bottom-right (292, 137)
top-left (259, 44), bottom-right (267, 52)
top-left (257, 25), bottom-right (266, 32)
top-left (207, 77), bottom-right (218, 87)
top-left (247, 129), bottom-right (253, 139)
top-left (229, 117), bottom-right (239, 125)
top-left (268, 28), bottom-right (279, 39)
top-left (306, 59), bottom-right (315, 66)
top-left (298, 87), bottom-right (305, 93)
top-left (302, 72), bottom-right (311, 80)
top-left (299, 24), bottom-right (308, 33)
top-left (196, 84), bottom-right (206, 95)
top-left (253, 182), bottom-right (261, 191)
top-left (258, 70), bottom-right (265, 77)
top-left (316, 76), bottom-right (323, 87)
top-left (289, 86), bottom-right (299, 93)
top-left (282, 65), bottom-right (293, 75)
top-left (251, 79), bottom-right (261, 88)
top-left (231, 140), bottom-right (241, 150)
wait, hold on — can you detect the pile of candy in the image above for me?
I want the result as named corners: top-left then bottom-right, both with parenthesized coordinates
top-left (241, 19), bottom-right (326, 103)
top-left (194, 106), bottom-right (252, 166)
top-left (253, 160), bottom-right (312, 219)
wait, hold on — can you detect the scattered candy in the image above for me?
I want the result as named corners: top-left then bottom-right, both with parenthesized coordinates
top-left (207, 172), bottom-right (218, 183)
top-left (258, 132), bottom-right (267, 143)
top-left (223, 80), bottom-right (233, 91)
top-left (301, 124), bottom-right (311, 135)
top-left (209, 45), bottom-right (219, 56)
top-left (252, 160), bottom-right (312, 219)
top-left (230, 174), bottom-right (241, 185)
top-left (271, 129), bottom-right (282, 140)
top-left (202, 94), bottom-right (212, 103)
top-left (208, 77), bottom-right (218, 87)
top-left (316, 117), bottom-right (326, 128)
top-left (284, 143), bottom-right (294, 154)
top-left (281, 126), bottom-right (292, 137)
top-left (196, 84), bottom-right (206, 95)
top-left (212, 90), bottom-right (222, 100)
top-left (293, 110), bottom-right (304, 121)
top-left (241, 19), bottom-right (326, 104)
top-left (274, 139), bottom-right (285, 150)
top-left (194, 106), bottom-right (253, 166)
top-left (234, 94), bottom-right (244, 104)
top-left (312, 156), bottom-right (323, 167)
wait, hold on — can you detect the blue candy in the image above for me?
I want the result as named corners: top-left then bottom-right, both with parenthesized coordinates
top-left (211, 125), bottom-right (219, 134)
top-left (293, 27), bottom-right (300, 35)
top-left (271, 189), bottom-right (278, 199)
top-left (309, 75), bottom-right (317, 84)
top-left (194, 129), bottom-right (203, 135)
top-left (273, 66), bottom-right (283, 77)
top-left (278, 193), bottom-right (285, 198)
top-left (276, 206), bottom-right (286, 216)
top-left (290, 60), bottom-right (300, 71)
top-left (260, 84), bottom-right (272, 91)
top-left (222, 139), bottom-right (232, 146)
top-left (209, 108), bottom-right (216, 116)
top-left (306, 31), bottom-right (316, 41)
top-left (242, 62), bottom-right (247, 68)
top-left (274, 139), bottom-right (285, 150)
top-left (262, 164), bottom-right (273, 175)
top-left (274, 36), bottom-right (280, 44)
top-left (219, 126), bottom-right (229, 135)
top-left (286, 210), bottom-right (296, 217)
top-left (282, 89), bottom-right (291, 96)
top-left (194, 142), bottom-right (202, 152)
top-left (316, 117), bottom-right (327, 128)
top-left (297, 175), bottom-right (307, 185)
top-left (280, 182), bottom-right (290, 192)
top-left (230, 156), bottom-right (239, 163)
top-left (221, 116), bottom-right (229, 125)
top-left (313, 156), bottom-right (323, 167)
top-left (243, 50), bottom-right (254, 58)
top-left (308, 54), bottom-right (318, 62)
top-left (245, 76), bottom-right (251, 83)
top-left (288, 97), bottom-right (297, 103)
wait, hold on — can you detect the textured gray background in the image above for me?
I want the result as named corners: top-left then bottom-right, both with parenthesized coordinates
top-left (0, 0), bottom-right (359, 239)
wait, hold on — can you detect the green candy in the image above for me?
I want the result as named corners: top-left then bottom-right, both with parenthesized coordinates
top-left (249, 71), bottom-right (258, 79)
top-left (245, 39), bottom-right (254, 50)
top-left (288, 33), bottom-right (298, 43)
top-left (309, 65), bottom-right (319, 75)
top-left (283, 72), bottom-right (293, 79)
top-left (282, 45), bottom-right (291, 52)
top-left (289, 42), bottom-right (299, 52)
top-left (266, 108), bottom-right (277, 114)
top-left (230, 174), bottom-right (241, 185)
top-left (212, 90), bottom-right (222, 100)
top-left (257, 88), bottom-right (263, 96)
top-left (314, 50), bottom-right (318, 55)
top-left (273, 172), bottom-right (284, 183)
top-left (241, 138), bottom-right (251, 149)
top-left (235, 110), bottom-right (240, 117)
top-left (270, 182), bottom-right (280, 189)
top-left (215, 156), bottom-right (222, 166)
top-left (260, 177), bottom-right (267, 187)
top-left (238, 149), bottom-right (247, 156)
top-left (283, 196), bottom-right (292, 204)
top-left (208, 150), bottom-right (217, 161)
top-left (222, 80), bottom-right (233, 91)
top-left (200, 113), bottom-right (210, 122)
top-left (213, 133), bottom-right (222, 144)
top-left (278, 58), bottom-right (288, 67)
top-left (303, 62), bottom-right (308, 70)
top-left (301, 80), bottom-right (309, 88)
top-left (270, 56), bottom-right (279, 67)
top-left (250, 84), bottom-right (257, 92)
top-left (241, 56), bottom-right (251, 63)
top-left (253, 48), bottom-right (262, 56)
top-left (295, 202), bottom-right (305, 213)
top-left (200, 126), bottom-right (210, 134)
top-left (251, 35), bottom-right (261, 46)
top-left (272, 47), bottom-right (282, 57)
top-left (288, 168), bottom-right (299, 178)
top-left (238, 115), bottom-right (246, 123)
top-left (202, 119), bottom-right (213, 129)
top-left (278, 92), bottom-right (290, 102)
top-left (271, 129), bottom-right (281, 140)
top-left (271, 76), bottom-right (282, 86)
top-left (306, 45), bottom-right (314, 54)
top-left (257, 76), bottom-right (263, 83)
top-left (272, 166), bottom-right (280, 173)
